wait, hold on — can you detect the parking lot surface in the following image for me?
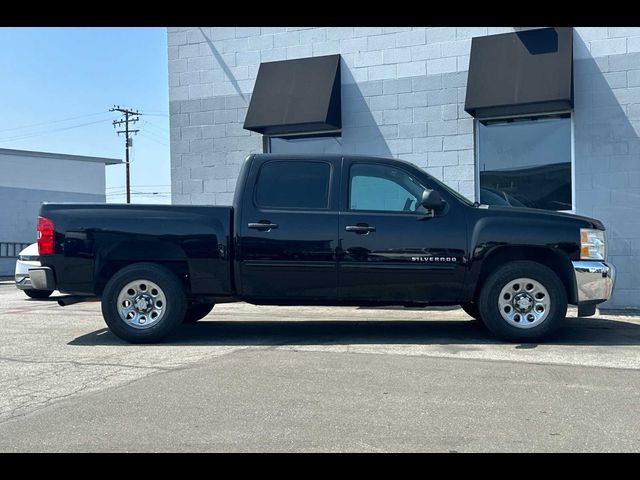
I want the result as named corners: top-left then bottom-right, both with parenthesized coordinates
top-left (0, 280), bottom-right (639, 452)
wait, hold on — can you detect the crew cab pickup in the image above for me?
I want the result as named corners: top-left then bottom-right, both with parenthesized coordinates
top-left (30, 154), bottom-right (615, 343)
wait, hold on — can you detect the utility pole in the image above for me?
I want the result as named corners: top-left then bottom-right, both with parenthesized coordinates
top-left (110, 106), bottom-right (142, 204)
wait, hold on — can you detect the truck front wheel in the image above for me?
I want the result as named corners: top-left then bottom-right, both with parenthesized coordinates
top-left (477, 261), bottom-right (567, 342)
top-left (101, 263), bottom-right (187, 343)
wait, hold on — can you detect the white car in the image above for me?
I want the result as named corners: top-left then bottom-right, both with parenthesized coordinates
top-left (15, 243), bottom-right (53, 299)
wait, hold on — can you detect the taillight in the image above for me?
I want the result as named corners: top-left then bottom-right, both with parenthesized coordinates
top-left (37, 216), bottom-right (55, 255)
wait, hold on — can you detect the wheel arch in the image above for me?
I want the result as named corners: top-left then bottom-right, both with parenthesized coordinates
top-left (472, 246), bottom-right (577, 304)
top-left (94, 241), bottom-right (190, 296)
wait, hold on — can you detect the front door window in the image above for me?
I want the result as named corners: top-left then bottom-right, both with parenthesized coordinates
top-left (349, 163), bottom-right (425, 214)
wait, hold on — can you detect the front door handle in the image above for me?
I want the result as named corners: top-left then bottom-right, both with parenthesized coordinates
top-left (345, 224), bottom-right (376, 235)
top-left (248, 221), bottom-right (279, 232)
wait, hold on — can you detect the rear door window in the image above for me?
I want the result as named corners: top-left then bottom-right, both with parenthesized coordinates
top-left (255, 161), bottom-right (331, 210)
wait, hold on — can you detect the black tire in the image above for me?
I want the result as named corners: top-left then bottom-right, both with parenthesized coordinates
top-left (24, 289), bottom-right (53, 299)
top-left (477, 261), bottom-right (567, 343)
top-left (101, 263), bottom-right (187, 344)
top-left (183, 303), bottom-right (215, 323)
top-left (460, 302), bottom-right (481, 320)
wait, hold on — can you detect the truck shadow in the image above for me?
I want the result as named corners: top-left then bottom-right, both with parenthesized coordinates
top-left (69, 316), bottom-right (640, 347)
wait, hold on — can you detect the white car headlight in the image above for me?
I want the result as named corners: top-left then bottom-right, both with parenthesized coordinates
top-left (580, 229), bottom-right (606, 261)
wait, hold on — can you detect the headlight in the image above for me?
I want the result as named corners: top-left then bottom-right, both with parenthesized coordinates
top-left (580, 229), bottom-right (606, 260)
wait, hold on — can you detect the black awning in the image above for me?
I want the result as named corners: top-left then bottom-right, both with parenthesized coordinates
top-left (464, 27), bottom-right (573, 119)
top-left (243, 54), bottom-right (341, 138)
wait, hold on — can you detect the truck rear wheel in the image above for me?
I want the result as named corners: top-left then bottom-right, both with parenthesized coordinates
top-left (101, 263), bottom-right (187, 344)
top-left (477, 261), bottom-right (567, 342)
top-left (183, 303), bottom-right (215, 323)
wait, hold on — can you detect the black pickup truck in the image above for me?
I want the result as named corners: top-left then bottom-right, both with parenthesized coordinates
top-left (30, 154), bottom-right (615, 343)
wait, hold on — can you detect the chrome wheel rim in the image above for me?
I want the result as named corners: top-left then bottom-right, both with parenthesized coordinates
top-left (116, 279), bottom-right (167, 329)
top-left (498, 277), bottom-right (550, 329)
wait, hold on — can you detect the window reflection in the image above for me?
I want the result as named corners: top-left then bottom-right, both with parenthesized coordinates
top-left (478, 114), bottom-right (572, 211)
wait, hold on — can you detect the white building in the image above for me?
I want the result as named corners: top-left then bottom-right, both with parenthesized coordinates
top-left (168, 27), bottom-right (640, 309)
top-left (0, 148), bottom-right (121, 275)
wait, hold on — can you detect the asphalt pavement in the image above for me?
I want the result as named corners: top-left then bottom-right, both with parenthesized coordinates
top-left (1, 280), bottom-right (639, 452)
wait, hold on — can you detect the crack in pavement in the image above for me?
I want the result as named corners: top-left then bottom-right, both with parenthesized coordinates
top-left (0, 346), bottom-right (253, 427)
top-left (0, 356), bottom-right (172, 371)
top-left (0, 365), bottom-right (163, 425)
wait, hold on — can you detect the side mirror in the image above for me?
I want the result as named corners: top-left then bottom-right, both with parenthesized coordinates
top-left (421, 189), bottom-right (446, 212)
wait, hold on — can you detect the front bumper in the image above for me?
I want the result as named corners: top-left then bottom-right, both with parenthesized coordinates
top-left (572, 261), bottom-right (616, 304)
top-left (29, 267), bottom-right (56, 291)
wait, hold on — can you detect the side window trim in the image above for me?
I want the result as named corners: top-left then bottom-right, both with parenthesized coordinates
top-left (253, 160), bottom-right (334, 211)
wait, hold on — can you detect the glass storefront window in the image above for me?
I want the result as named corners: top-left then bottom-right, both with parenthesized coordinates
top-left (477, 114), bottom-right (572, 211)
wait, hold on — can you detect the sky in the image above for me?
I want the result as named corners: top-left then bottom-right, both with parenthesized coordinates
top-left (0, 27), bottom-right (170, 203)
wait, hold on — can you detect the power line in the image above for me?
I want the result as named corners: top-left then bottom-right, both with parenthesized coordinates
top-left (140, 119), bottom-right (168, 134)
top-left (106, 184), bottom-right (171, 191)
top-left (107, 189), bottom-right (172, 195)
top-left (107, 185), bottom-right (171, 193)
top-left (139, 132), bottom-right (169, 147)
top-left (136, 120), bottom-right (169, 148)
top-left (107, 192), bottom-right (171, 196)
top-left (137, 123), bottom-right (168, 138)
top-left (140, 129), bottom-right (168, 142)
top-left (0, 111), bottom-right (110, 134)
top-left (110, 105), bottom-right (142, 204)
top-left (0, 118), bottom-right (112, 143)
top-left (107, 193), bottom-right (171, 198)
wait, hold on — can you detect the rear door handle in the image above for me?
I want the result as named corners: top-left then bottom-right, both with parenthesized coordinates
top-left (248, 221), bottom-right (279, 232)
top-left (345, 224), bottom-right (376, 234)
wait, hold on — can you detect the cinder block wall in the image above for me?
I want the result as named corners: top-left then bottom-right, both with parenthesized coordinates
top-left (573, 28), bottom-right (640, 308)
top-left (167, 27), bottom-right (506, 204)
top-left (168, 27), bottom-right (640, 308)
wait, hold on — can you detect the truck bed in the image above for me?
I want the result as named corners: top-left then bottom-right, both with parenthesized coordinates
top-left (39, 203), bottom-right (233, 296)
